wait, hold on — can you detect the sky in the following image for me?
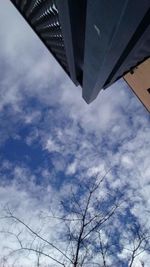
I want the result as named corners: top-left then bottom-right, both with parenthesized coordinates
top-left (0, 1), bottom-right (150, 267)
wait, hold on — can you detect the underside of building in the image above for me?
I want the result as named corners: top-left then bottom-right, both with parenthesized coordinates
top-left (10, 0), bottom-right (150, 111)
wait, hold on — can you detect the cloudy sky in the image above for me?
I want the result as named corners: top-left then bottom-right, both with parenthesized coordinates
top-left (0, 1), bottom-right (150, 266)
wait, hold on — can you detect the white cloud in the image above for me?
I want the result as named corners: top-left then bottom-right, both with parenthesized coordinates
top-left (66, 161), bottom-right (77, 175)
top-left (45, 137), bottom-right (60, 153)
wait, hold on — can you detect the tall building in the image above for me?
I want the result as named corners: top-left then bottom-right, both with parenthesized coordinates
top-left (10, 0), bottom-right (150, 111)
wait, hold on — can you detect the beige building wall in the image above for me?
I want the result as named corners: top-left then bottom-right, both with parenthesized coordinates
top-left (124, 58), bottom-right (150, 112)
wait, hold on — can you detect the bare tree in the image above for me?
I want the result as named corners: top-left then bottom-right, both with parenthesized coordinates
top-left (0, 172), bottom-right (150, 267)
top-left (126, 223), bottom-right (150, 267)
top-left (57, 172), bottom-right (121, 267)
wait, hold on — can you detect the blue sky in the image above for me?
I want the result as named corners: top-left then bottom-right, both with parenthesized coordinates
top-left (0, 1), bottom-right (150, 266)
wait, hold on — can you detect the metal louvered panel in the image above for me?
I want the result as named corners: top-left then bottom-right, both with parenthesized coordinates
top-left (31, 3), bottom-right (57, 25)
top-left (31, 9), bottom-right (58, 25)
top-left (36, 22), bottom-right (60, 33)
top-left (50, 46), bottom-right (66, 57)
top-left (37, 22), bottom-right (59, 31)
top-left (40, 27), bottom-right (61, 37)
top-left (25, 0), bottom-right (42, 18)
top-left (33, 15), bottom-right (58, 29)
top-left (10, 0), bottom-right (70, 79)
top-left (46, 39), bottom-right (64, 48)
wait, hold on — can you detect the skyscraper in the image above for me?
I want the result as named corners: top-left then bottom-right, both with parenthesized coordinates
top-left (10, 0), bottom-right (150, 111)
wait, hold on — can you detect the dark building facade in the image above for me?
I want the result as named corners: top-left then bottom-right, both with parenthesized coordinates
top-left (10, 0), bottom-right (150, 109)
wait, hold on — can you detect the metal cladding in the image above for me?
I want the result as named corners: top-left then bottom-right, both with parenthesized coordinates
top-left (10, 0), bottom-right (150, 104)
top-left (82, 0), bottom-right (150, 103)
